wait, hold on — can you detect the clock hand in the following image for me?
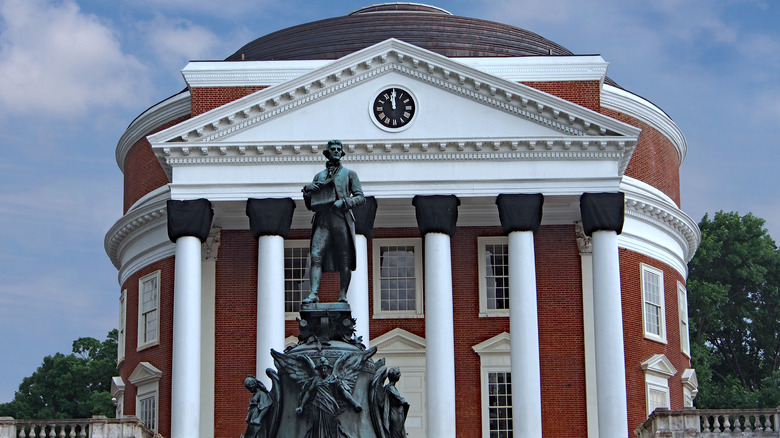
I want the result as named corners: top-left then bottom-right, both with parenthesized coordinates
top-left (391, 88), bottom-right (396, 110)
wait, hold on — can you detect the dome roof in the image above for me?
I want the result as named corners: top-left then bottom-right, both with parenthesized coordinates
top-left (226, 3), bottom-right (576, 61)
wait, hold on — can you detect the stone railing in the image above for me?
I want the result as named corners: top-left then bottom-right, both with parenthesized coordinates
top-left (0, 415), bottom-right (159, 438)
top-left (636, 407), bottom-right (780, 437)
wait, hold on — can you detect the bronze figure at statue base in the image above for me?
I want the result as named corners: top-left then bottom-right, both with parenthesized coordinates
top-left (240, 140), bottom-right (409, 438)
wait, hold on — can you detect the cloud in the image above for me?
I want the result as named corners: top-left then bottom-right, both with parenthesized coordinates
top-left (137, 15), bottom-right (226, 70)
top-left (0, 0), bottom-right (151, 117)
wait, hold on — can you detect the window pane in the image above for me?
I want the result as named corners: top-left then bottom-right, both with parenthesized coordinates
top-left (139, 394), bottom-right (156, 431)
top-left (284, 246), bottom-right (310, 313)
top-left (379, 246), bottom-right (417, 312)
top-left (485, 244), bottom-right (509, 310)
top-left (487, 372), bottom-right (513, 437)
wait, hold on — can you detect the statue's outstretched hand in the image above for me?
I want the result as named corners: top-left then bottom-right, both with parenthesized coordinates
top-left (333, 199), bottom-right (345, 210)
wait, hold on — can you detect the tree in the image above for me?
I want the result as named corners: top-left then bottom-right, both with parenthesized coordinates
top-left (688, 211), bottom-right (780, 408)
top-left (0, 330), bottom-right (118, 419)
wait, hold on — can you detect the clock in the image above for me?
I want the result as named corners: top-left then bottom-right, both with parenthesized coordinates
top-left (372, 87), bottom-right (416, 130)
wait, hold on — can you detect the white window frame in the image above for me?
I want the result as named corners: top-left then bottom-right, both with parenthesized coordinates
top-left (284, 240), bottom-right (311, 320)
top-left (128, 362), bottom-right (162, 433)
top-left (372, 238), bottom-right (424, 318)
top-left (641, 264), bottom-right (667, 343)
top-left (137, 271), bottom-right (161, 350)
top-left (118, 289), bottom-right (126, 363)
top-left (478, 237), bottom-right (510, 317)
top-left (678, 281), bottom-right (691, 357)
top-left (473, 332), bottom-right (513, 438)
top-left (681, 368), bottom-right (698, 407)
top-left (641, 354), bottom-right (677, 417)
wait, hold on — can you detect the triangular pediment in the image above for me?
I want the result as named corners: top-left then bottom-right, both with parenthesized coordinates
top-left (149, 38), bottom-right (641, 179)
top-left (472, 332), bottom-right (511, 355)
top-left (128, 361), bottom-right (162, 386)
top-left (641, 354), bottom-right (677, 377)
top-left (372, 328), bottom-right (426, 355)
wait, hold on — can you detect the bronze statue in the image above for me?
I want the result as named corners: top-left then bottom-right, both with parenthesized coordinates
top-left (302, 140), bottom-right (365, 304)
top-left (272, 350), bottom-right (373, 438)
top-left (370, 360), bottom-right (409, 438)
top-left (242, 375), bottom-right (273, 438)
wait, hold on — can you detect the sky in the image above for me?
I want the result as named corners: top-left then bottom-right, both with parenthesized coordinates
top-left (0, 0), bottom-right (778, 404)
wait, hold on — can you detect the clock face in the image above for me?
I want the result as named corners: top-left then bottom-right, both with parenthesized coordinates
top-left (372, 87), bottom-right (416, 129)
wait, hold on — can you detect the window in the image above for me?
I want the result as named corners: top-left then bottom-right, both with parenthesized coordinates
top-left (284, 241), bottom-right (310, 317)
top-left (641, 354), bottom-right (677, 417)
top-left (641, 264), bottom-right (666, 342)
top-left (487, 372), bottom-right (513, 437)
top-left (478, 237), bottom-right (509, 316)
top-left (138, 271), bottom-right (160, 349)
top-left (138, 393), bottom-right (157, 431)
top-left (473, 332), bottom-right (513, 438)
top-left (372, 238), bottom-right (423, 318)
top-left (678, 282), bottom-right (690, 356)
top-left (118, 289), bottom-right (126, 363)
top-left (128, 362), bottom-right (161, 433)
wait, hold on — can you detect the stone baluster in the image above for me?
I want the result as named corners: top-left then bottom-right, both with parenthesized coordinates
top-left (348, 196), bottom-right (377, 346)
top-left (246, 198), bottom-right (296, 386)
top-left (412, 195), bottom-right (459, 438)
top-left (167, 198), bottom-right (214, 438)
top-left (495, 193), bottom-right (544, 438)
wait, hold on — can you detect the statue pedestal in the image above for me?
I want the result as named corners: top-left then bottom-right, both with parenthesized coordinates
top-left (297, 302), bottom-right (362, 347)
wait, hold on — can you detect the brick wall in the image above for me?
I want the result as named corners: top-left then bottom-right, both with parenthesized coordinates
top-left (620, 249), bottom-right (690, 432)
top-left (190, 86), bottom-right (267, 116)
top-left (523, 80), bottom-right (601, 112)
top-left (118, 257), bottom-right (175, 437)
top-left (123, 116), bottom-right (189, 213)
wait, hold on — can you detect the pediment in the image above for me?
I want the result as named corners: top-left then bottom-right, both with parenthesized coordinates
top-left (149, 39), bottom-right (641, 179)
top-left (641, 354), bottom-right (677, 377)
top-left (472, 332), bottom-right (511, 356)
top-left (372, 328), bottom-right (426, 355)
top-left (128, 361), bottom-right (162, 386)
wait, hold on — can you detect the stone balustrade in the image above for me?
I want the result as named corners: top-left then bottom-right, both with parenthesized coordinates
top-left (636, 407), bottom-right (780, 438)
top-left (0, 416), bottom-right (158, 438)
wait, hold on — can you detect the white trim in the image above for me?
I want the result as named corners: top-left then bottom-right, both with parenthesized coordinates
top-left (128, 362), bottom-right (162, 432)
top-left (602, 84), bottom-right (687, 166)
top-left (372, 237), bottom-right (424, 318)
top-left (678, 281), bottom-right (691, 357)
top-left (137, 270), bottom-right (161, 350)
top-left (116, 92), bottom-right (191, 173)
top-left (477, 236), bottom-right (510, 317)
top-left (681, 368), bottom-right (698, 407)
top-left (641, 354), bottom-right (677, 417)
top-left (110, 376), bottom-right (125, 419)
top-left (640, 264), bottom-right (667, 344)
top-left (283, 239), bottom-right (311, 320)
top-left (472, 333), bottom-right (512, 438)
top-left (118, 289), bottom-right (127, 364)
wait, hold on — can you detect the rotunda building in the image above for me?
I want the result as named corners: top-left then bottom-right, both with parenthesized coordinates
top-left (106, 4), bottom-right (700, 438)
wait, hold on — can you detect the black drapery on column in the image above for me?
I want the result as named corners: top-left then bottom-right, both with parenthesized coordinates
top-left (246, 198), bottom-right (296, 238)
top-left (579, 192), bottom-right (625, 236)
top-left (352, 196), bottom-right (378, 238)
top-left (496, 193), bottom-right (544, 234)
top-left (167, 198), bottom-right (214, 242)
top-left (412, 194), bottom-right (460, 236)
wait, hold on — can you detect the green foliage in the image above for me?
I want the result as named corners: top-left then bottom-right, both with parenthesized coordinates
top-left (0, 330), bottom-right (118, 419)
top-left (688, 211), bottom-right (780, 408)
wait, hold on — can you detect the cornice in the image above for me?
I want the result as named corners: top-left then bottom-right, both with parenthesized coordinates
top-left (116, 92), bottom-right (191, 173)
top-left (180, 55), bottom-right (609, 88)
top-left (601, 84), bottom-right (687, 165)
top-left (105, 194), bottom-right (168, 269)
top-left (149, 39), bottom-right (640, 151)
top-left (621, 176), bottom-right (700, 263)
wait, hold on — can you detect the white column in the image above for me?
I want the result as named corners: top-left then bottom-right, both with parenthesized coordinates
top-left (508, 230), bottom-right (543, 437)
top-left (256, 235), bottom-right (285, 386)
top-left (591, 230), bottom-right (628, 438)
top-left (171, 235), bottom-right (202, 438)
top-left (424, 232), bottom-right (456, 437)
top-left (347, 234), bottom-right (370, 346)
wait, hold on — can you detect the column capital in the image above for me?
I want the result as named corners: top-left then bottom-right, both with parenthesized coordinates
top-left (167, 198), bottom-right (213, 242)
top-left (246, 198), bottom-right (296, 239)
top-left (496, 193), bottom-right (544, 234)
top-left (412, 195), bottom-right (460, 236)
top-left (579, 192), bottom-right (625, 236)
top-left (353, 196), bottom-right (378, 238)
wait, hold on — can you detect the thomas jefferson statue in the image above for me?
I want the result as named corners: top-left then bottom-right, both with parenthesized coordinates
top-left (301, 140), bottom-right (365, 304)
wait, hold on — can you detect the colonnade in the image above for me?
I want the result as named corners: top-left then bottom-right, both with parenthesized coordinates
top-left (165, 192), bottom-right (627, 438)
